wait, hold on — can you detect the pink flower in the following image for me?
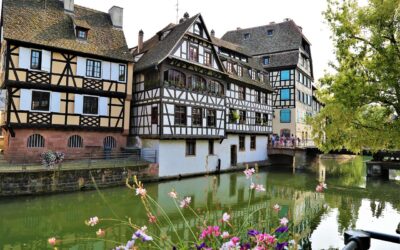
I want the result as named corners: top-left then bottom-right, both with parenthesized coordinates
top-left (244, 168), bottom-right (256, 179)
top-left (168, 191), bottom-right (177, 199)
top-left (96, 229), bottom-right (105, 237)
top-left (222, 212), bottom-right (230, 223)
top-left (255, 184), bottom-right (266, 192)
top-left (136, 187), bottom-right (147, 196)
top-left (231, 237), bottom-right (240, 245)
top-left (280, 217), bottom-right (289, 226)
top-left (273, 204), bottom-right (281, 212)
top-left (316, 185), bottom-right (324, 192)
top-left (250, 182), bottom-right (255, 189)
top-left (48, 237), bottom-right (56, 246)
top-left (86, 216), bottom-right (99, 226)
top-left (147, 213), bottom-right (157, 224)
top-left (221, 231), bottom-right (230, 239)
top-left (179, 197), bottom-right (191, 208)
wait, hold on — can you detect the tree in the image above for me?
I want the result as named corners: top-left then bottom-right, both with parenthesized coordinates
top-left (310, 0), bottom-right (400, 153)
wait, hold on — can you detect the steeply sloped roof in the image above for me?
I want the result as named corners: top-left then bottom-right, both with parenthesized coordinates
top-left (2, 0), bottom-right (132, 62)
top-left (221, 20), bottom-right (309, 56)
top-left (132, 14), bottom-right (200, 72)
top-left (262, 51), bottom-right (299, 69)
top-left (211, 36), bottom-right (251, 57)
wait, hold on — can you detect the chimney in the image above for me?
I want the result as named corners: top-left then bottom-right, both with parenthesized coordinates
top-left (62, 0), bottom-right (74, 13)
top-left (269, 21), bottom-right (275, 25)
top-left (109, 6), bottom-right (123, 28)
top-left (283, 18), bottom-right (292, 22)
top-left (183, 12), bottom-right (190, 20)
top-left (210, 29), bottom-right (215, 37)
top-left (236, 27), bottom-right (241, 30)
top-left (138, 30), bottom-right (144, 53)
top-left (298, 26), bottom-right (303, 32)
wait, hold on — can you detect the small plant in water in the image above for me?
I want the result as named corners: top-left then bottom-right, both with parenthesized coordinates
top-left (48, 166), bottom-right (310, 249)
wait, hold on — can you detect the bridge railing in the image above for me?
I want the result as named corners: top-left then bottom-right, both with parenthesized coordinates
top-left (269, 139), bottom-right (315, 148)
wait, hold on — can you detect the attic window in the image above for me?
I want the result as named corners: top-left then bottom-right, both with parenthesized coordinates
top-left (193, 23), bottom-right (202, 36)
top-left (244, 33), bottom-right (250, 40)
top-left (267, 29), bottom-right (274, 36)
top-left (76, 28), bottom-right (88, 40)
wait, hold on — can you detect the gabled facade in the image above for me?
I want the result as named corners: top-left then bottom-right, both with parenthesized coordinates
top-left (222, 19), bottom-right (318, 144)
top-left (130, 13), bottom-right (273, 177)
top-left (0, 0), bottom-right (133, 160)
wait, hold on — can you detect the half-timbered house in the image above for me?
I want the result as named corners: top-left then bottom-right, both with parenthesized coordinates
top-left (0, 0), bottom-right (133, 160)
top-left (222, 19), bottom-right (318, 144)
top-left (211, 35), bottom-right (273, 166)
top-left (130, 13), bottom-right (273, 177)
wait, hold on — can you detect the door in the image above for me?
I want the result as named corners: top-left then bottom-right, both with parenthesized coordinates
top-left (231, 145), bottom-right (237, 166)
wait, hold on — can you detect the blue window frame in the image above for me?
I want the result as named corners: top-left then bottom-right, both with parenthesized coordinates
top-left (263, 56), bottom-right (270, 65)
top-left (280, 88), bottom-right (290, 100)
top-left (281, 70), bottom-right (290, 81)
top-left (280, 109), bottom-right (291, 123)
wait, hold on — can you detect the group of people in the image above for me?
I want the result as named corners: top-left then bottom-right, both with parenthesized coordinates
top-left (270, 134), bottom-right (302, 148)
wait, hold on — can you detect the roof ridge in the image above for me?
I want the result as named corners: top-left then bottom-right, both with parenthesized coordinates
top-left (74, 4), bottom-right (109, 15)
top-left (224, 20), bottom-right (296, 34)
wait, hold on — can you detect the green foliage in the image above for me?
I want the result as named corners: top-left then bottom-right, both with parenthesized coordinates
top-left (232, 110), bottom-right (240, 122)
top-left (310, 0), bottom-right (400, 153)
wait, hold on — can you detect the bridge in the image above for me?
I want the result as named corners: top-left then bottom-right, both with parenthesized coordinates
top-left (366, 151), bottom-right (400, 180)
top-left (267, 143), bottom-right (320, 168)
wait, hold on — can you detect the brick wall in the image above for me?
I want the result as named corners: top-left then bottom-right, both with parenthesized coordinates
top-left (3, 128), bottom-right (128, 162)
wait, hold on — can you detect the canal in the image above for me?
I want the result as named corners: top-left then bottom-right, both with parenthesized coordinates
top-left (0, 156), bottom-right (399, 249)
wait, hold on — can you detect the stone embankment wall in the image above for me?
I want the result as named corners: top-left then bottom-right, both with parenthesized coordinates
top-left (0, 164), bottom-right (159, 196)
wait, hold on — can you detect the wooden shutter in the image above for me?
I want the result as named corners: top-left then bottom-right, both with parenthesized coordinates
top-left (50, 92), bottom-right (61, 113)
top-left (18, 47), bottom-right (30, 69)
top-left (19, 89), bottom-right (31, 110)
top-left (74, 94), bottom-right (83, 114)
top-left (76, 57), bottom-right (86, 76)
top-left (102, 61), bottom-right (111, 80)
top-left (98, 97), bottom-right (108, 116)
top-left (42, 50), bottom-right (51, 72)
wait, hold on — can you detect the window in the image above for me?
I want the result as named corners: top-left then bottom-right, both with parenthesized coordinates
top-left (192, 107), bottom-right (202, 126)
top-left (31, 91), bottom-right (50, 111)
top-left (151, 107), bottom-right (158, 125)
top-left (68, 135), bottom-right (83, 148)
top-left (280, 88), bottom-right (290, 100)
top-left (175, 105), bottom-right (186, 125)
top-left (297, 90), bottom-right (301, 102)
top-left (164, 70), bottom-right (185, 88)
top-left (263, 56), bottom-right (270, 65)
top-left (208, 140), bottom-right (214, 155)
top-left (193, 23), bottom-right (202, 36)
top-left (281, 70), bottom-right (290, 81)
top-left (239, 110), bottom-right (246, 124)
top-left (189, 46), bottom-right (199, 62)
top-left (104, 136), bottom-right (117, 149)
top-left (86, 59), bottom-right (101, 78)
top-left (260, 74), bottom-right (264, 83)
top-left (27, 134), bottom-right (45, 148)
top-left (204, 52), bottom-right (212, 66)
top-left (207, 109), bottom-right (216, 127)
top-left (76, 28), bottom-right (88, 40)
top-left (263, 113), bottom-right (269, 124)
top-left (30, 50), bottom-right (42, 70)
top-left (250, 136), bottom-right (256, 150)
top-left (239, 136), bottom-right (245, 151)
top-left (280, 109), bottom-right (291, 123)
top-left (118, 64), bottom-right (126, 82)
top-left (250, 70), bottom-right (256, 80)
top-left (267, 29), bottom-right (274, 36)
top-left (255, 112), bottom-right (262, 125)
top-left (209, 80), bottom-right (223, 95)
top-left (256, 91), bottom-right (261, 103)
top-left (244, 33), bottom-right (250, 40)
top-left (265, 93), bottom-right (268, 104)
top-left (229, 109), bottom-right (236, 123)
top-left (238, 86), bottom-right (245, 100)
top-left (226, 62), bottom-right (233, 74)
top-left (302, 92), bottom-right (305, 103)
top-left (186, 139), bottom-right (196, 156)
top-left (237, 65), bottom-right (243, 77)
top-left (188, 75), bottom-right (206, 91)
top-left (83, 96), bottom-right (98, 115)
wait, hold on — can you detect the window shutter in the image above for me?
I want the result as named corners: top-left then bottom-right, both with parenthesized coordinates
top-left (102, 61), bottom-right (111, 80)
top-left (42, 50), bottom-right (51, 72)
top-left (74, 94), bottom-right (83, 114)
top-left (50, 92), bottom-right (61, 113)
top-left (110, 63), bottom-right (119, 81)
top-left (99, 97), bottom-right (108, 116)
top-left (19, 47), bottom-right (30, 69)
top-left (76, 57), bottom-right (86, 76)
top-left (20, 89), bottom-right (31, 110)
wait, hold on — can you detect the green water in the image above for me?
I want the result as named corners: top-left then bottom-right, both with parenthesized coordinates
top-left (0, 156), bottom-right (399, 249)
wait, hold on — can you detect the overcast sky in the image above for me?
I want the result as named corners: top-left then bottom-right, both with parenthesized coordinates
top-left (3, 0), bottom-right (340, 81)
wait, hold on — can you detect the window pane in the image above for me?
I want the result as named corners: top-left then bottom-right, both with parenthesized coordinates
top-left (280, 88), bottom-right (290, 100)
top-left (192, 108), bottom-right (202, 126)
top-left (31, 91), bottom-right (50, 111)
top-left (83, 96), bottom-right (98, 115)
top-left (119, 64), bottom-right (126, 81)
top-left (31, 50), bottom-right (41, 70)
top-left (151, 107), bottom-right (158, 125)
top-left (86, 59), bottom-right (101, 78)
top-left (281, 70), bottom-right (290, 81)
top-left (207, 109), bottom-right (216, 127)
top-left (280, 109), bottom-right (291, 123)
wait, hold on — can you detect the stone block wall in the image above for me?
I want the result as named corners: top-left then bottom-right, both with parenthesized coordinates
top-left (3, 128), bottom-right (127, 162)
top-left (0, 163), bottom-right (159, 196)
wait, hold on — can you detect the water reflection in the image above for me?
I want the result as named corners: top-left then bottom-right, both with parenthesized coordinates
top-left (0, 156), bottom-right (399, 249)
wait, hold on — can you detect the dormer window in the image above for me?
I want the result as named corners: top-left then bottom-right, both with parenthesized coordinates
top-left (250, 70), bottom-right (256, 80)
top-left (237, 65), bottom-right (243, 77)
top-left (263, 56), bottom-right (270, 65)
top-left (267, 29), bottom-right (274, 36)
top-left (76, 28), bottom-right (88, 40)
top-left (193, 23), bottom-right (202, 36)
top-left (244, 33), bottom-right (250, 40)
